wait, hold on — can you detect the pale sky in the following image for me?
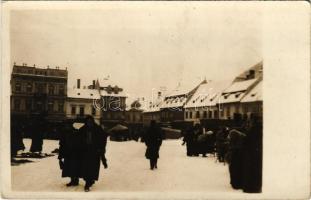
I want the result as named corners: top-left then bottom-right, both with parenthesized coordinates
top-left (10, 3), bottom-right (262, 104)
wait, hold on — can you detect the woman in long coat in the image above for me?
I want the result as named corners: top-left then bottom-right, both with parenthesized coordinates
top-left (144, 120), bottom-right (163, 170)
top-left (242, 115), bottom-right (263, 193)
top-left (58, 121), bottom-right (81, 186)
top-left (182, 125), bottom-right (195, 156)
top-left (78, 116), bottom-right (108, 192)
top-left (30, 115), bottom-right (45, 153)
top-left (226, 128), bottom-right (246, 190)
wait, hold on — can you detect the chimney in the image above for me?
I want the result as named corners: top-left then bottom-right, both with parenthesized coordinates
top-left (92, 80), bottom-right (95, 89)
top-left (77, 79), bottom-right (81, 89)
top-left (158, 91), bottom-right (162, 97)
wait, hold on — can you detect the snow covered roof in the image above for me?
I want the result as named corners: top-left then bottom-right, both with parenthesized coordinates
top-left (166, 80), bottom-right (203, 97)
top-left (223, 79), bottom-right (257, 93)
top-left (241, 80), bottom-right (262, 103)
top-left (219, 79), bottom-right (259, 104)
top-left (143, 97), bottom-right (164, 113)
top-left (97, 78), bottom-right (121, 88)
top-left (100, 89), bottom-right (127, 97)
top-left (184, 80), bottom-right (231, 108)
top-left (161, 95), bottom-right (188, 109)
top-left (67, 88), bottom-right (101, 99)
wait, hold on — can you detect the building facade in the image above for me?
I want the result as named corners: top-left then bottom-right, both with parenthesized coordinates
top-left (66, 86), bottom-right (101, 124)
top-left (11, 63), bottom-right (68, 123)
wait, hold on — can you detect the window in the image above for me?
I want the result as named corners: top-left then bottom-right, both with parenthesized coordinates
top-left (48, 101), bottom-right (54, 111)
top-left (133, 115), bottom-right (136, 122)
top-left (185, 111), bottom-right (188, 119)
top-left (15, 83), bottom-right (21, 92)
top-left (25, 99), bottom-right (32, 110)
top-left (226, 107), bottom-right (230, 118)
top-left (92, 106), bottom-right (96, 115)
top-left (58, 103), bottom-right (64, 112)
top-left (26, 83), bottom-right (32, 93)
top-left (220, 109), bottom-right (224, 117)
top-left (48, 85), bottom-right (54, 95)
top-left (209, 110), bottom-right (213, 118)
top-left (14, 99), bottom-right (21, 111)
top-left (36, 101), bottom-right (43, 111)
top-left (79, 106), bottom-right (85, 116)
top-left (203, 111), bottom-right (207, 118)
top-left (196, 111), bottom-right (200, 118)
top-left (71, 106), bottom-right (76, 115)
top-left (214, 110), bottom-right (218, 119)
top-left (36, 84), bottom-right (45, 94)
top-left (59, 85), bottom-right (64, 95)
top-left (189, 112), bottom-right (193, 119)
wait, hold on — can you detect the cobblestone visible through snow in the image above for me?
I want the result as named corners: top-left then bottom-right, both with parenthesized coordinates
top-left (12, 139), bottom-right (241, 193)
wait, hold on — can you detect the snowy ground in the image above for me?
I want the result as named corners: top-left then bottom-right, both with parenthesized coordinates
top-left (12, 138), bottom-right (241, 193)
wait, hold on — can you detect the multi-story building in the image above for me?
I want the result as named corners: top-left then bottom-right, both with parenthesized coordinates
top-left (218, 61), bottom-right (263, 120)
top-left (184, 80), bottom-right (231, 123)
top-left (66, 78), bottom-right (126, 127)
top-left (11, 63), bottom-right (68, 124)
top-left (66, 79), bottom-right (101, 124)
top-left (96, 79), bottom-right (127, 128)
top-left (240, 80), bottom-right (263, 118)
top-left (160, 80), bottom-right (206, 123)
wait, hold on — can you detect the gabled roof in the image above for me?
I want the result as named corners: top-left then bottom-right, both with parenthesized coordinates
top-left (184, 80), bottom-right (231, 108)
top-left (223, 79), bottom-right (257, 93)
top-left (241, 80), bottom-right (262, 103)
top-left (143, 97), bottom-right (163, 113)
top-left (219, 78), bottom-right (259, 104)
top-left (161, 96), bottom-right (188, 109)
top-left (166, 80), bottom-right (204, 97)
top-left (67, 88), bottom-right (101, 99)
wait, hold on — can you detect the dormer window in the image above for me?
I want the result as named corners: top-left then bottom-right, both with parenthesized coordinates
top-left (77, 93), bottom-right (80, 95)
top-left (235, 93), bottom-right (240, 98)
top-left (251, 93), bottom-right (256, 97)
top-left (90, 94), bottom-right (93, 96)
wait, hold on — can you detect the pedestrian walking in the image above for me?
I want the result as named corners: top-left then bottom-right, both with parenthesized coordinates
top-left (144, 120), bottom-right (163, 170)
top-left (78, 115), bottom-right (108, 192)
top-left (58, 121), bottom-right (81, 187)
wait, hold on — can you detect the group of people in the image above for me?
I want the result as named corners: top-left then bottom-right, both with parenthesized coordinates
top-left (182, 124), bottom-right (216, 157)
top-left (225, 115), bottom-right (263, 193)
top-left (182, 114), bottom-right (263, 193)
top-left (58, 115), bottom-right (108, 192)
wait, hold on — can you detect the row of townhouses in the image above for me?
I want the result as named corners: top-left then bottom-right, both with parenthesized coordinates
top-left (141, 61), bottom-right (263, 126)
top-left (11, 61), bottom-right (262, 132)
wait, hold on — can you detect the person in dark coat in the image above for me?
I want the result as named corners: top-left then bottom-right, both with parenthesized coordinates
top-left (30, 115), bottom-right (45, 153)
top-left (144, 120), bottom-right (163, 170)
top-left (192, 123), bottom-right (202, 156)
top-left (58, 121), bottom-right (81, 186)
top-left (216, 126), bottom-right (229, 162)
top-left (78, 115), bottom-right (108, 192)
top-left (10, 120), bottom-right (25, 158)
top-left (226, 127), bottom-right (246, 190)
top-left (182, 125), bottom-right (195, 156)
top-left (242, 114), bottom-right (263, 193)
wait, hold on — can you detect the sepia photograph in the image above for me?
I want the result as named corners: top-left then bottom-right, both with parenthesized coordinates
top-left (1, 1), bottom-right (310, 199)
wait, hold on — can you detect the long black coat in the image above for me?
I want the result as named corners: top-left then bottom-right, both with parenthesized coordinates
top-left (227, 128), bottom-right (246, 189)
top-left (144, 125), bottom-right (163, 160)
top-left (30, 120), bottom-right (44, 153)
top-left (78, 124), bottom-right (108, 181)
top-left (58, 126), bottom-right (81, 178)
top-left (242, 123), bottom-right (263, 193)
